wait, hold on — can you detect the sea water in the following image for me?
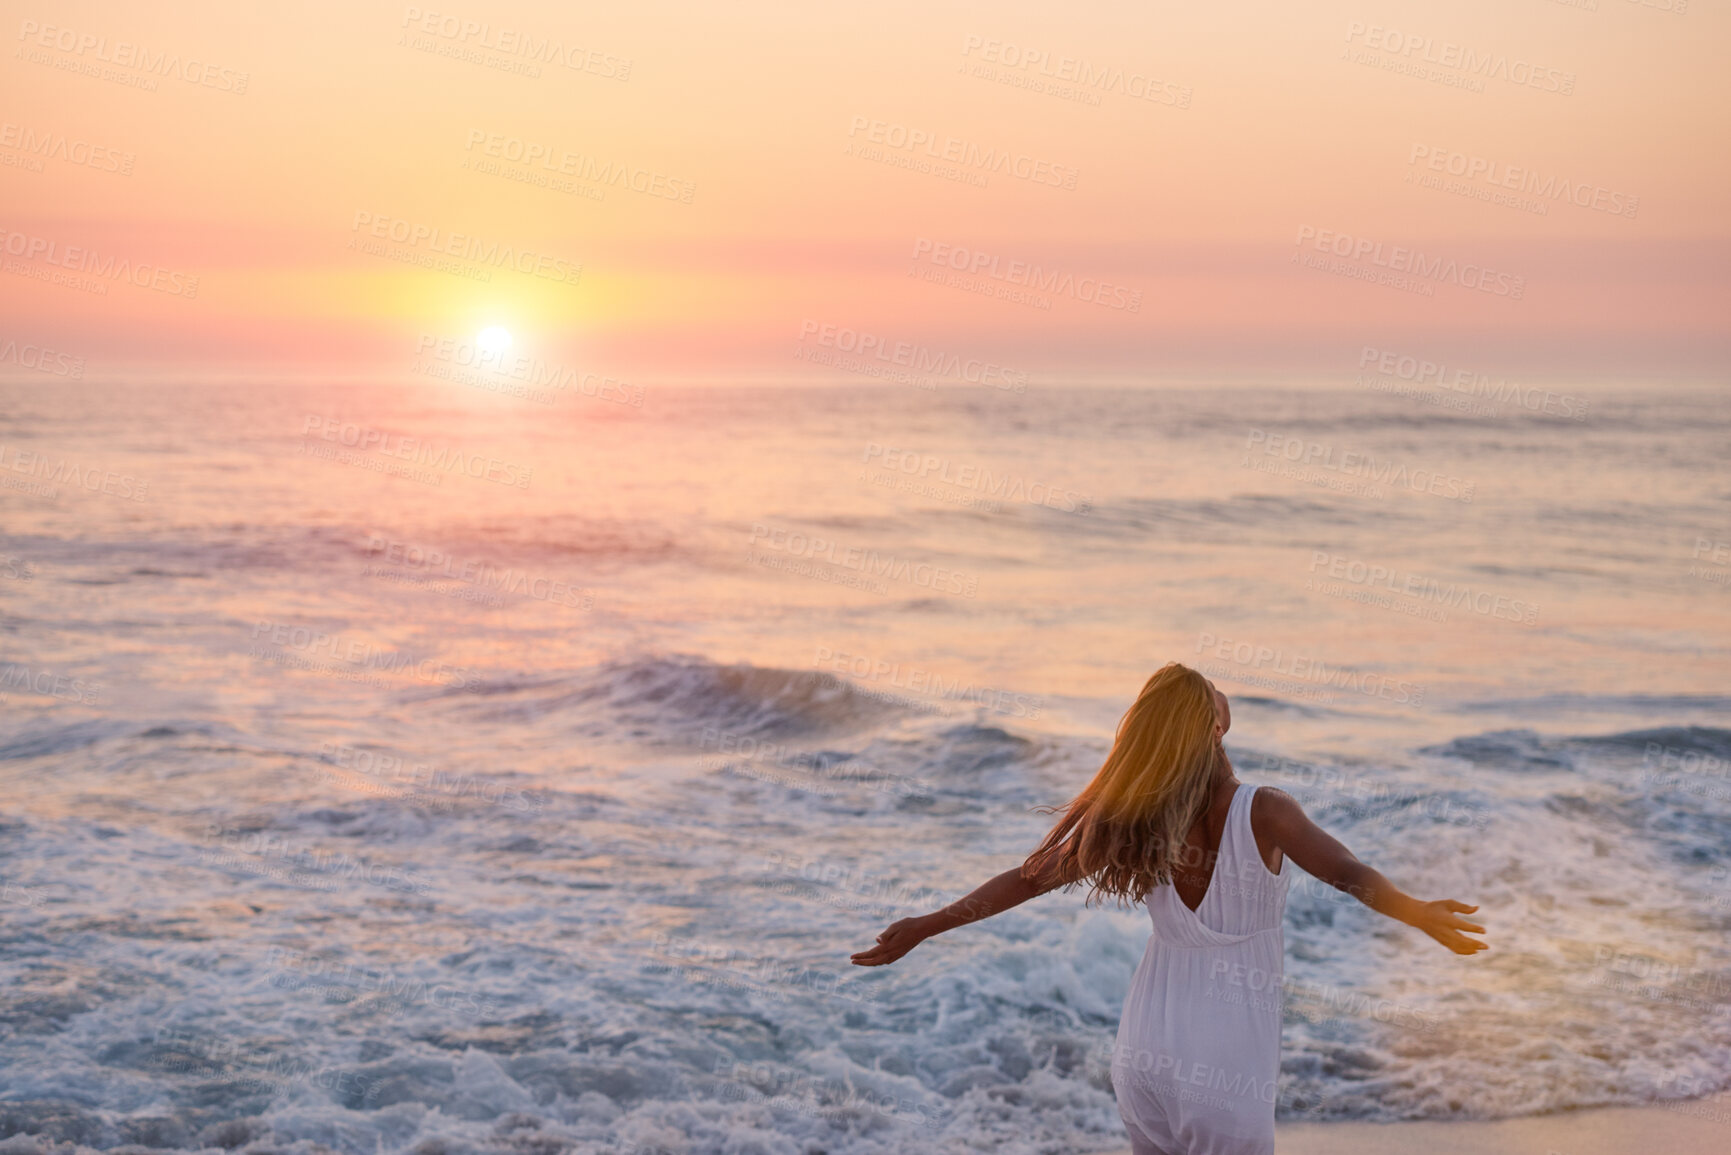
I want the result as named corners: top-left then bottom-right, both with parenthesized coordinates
top-left (1, 380), bottom-right (1727, 1154)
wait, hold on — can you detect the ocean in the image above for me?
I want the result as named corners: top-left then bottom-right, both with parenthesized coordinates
top-left (1, 378), bottom-right (1728, 1155)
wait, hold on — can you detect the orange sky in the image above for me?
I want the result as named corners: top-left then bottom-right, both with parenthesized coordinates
top-left (1, 0), bottom-right (1725, 384)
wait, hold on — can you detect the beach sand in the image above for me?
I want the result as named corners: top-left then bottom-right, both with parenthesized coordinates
top-left (1101, 1093), bottom-right (1731, 1153)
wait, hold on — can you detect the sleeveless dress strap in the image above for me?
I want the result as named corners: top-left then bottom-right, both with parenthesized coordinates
top-left (1228, 783), bottom-right (1291, 903)
top-left (1228, 782), bottom-right (1258, 860)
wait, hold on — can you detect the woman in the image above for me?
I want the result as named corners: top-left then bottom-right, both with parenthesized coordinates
top-left (851, 662), bottom-right (1487, 1155)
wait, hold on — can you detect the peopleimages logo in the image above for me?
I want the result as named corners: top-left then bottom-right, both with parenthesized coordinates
top-left (749, 523), bottom-right (978, 598)
top-left (0, 662), bottom-right (101, 705)
top-left (399, 7), bottom-right (632, 80)
top-left (15, 20), bottom-right (251, 93)
top-left (0, 121), bottom-right (135, 174)
top-left (0, 227), bottom-right (199, 297)
top-left (0, 336), bottom-right (84, 377)
top-left (797, 321), bottom-right (1027, 392)
top-left (414, 334), bottom-right (643, 407)
top-left (319, 741), bottom-right (547, 813)
top-left (1343, 22), bottom-right (1575, 95)
top-left (264, 947), bottom-right (499, 1015)
top-left (249, 620), bottom-right (483, 692)
top-left (812, 645), bottom-right (1045, 718)
top-left (1357, 346), bottom-right (1588, 420)
top-left (350, 211), bottom-right (581, 286)
top-left (698, 725), bottom-right (935, 799)
top-left (911, 238), bottom-right (1142, 311)
top-left (960, 35), bottom-right (1192, 108)
top-left (1308, 550), bottom-right (1538, 626)
top-left (1195, 632), bottom-right (1425, 705)
top-left (1294, 226), bottom-right (1523, 299)
top-left (0, 443), bottom-right (149, 500)
top-left (846, 115), bottom-right (1080, 190)
top-left (362, 534), bottom-right (593, 609)
top-left (1407, 145), bottom-right (1637, 220)
top-left (464, 130), bottom-right (694, 203)
top-left (300, 415), bottom-right (533, 488)
top-left (862, 444), bottom-right (1090, 514)
top-left (1243, 429), bottom-right (1475, 503)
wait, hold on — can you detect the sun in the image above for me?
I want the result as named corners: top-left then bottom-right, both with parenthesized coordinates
top-left (476, 325), bottom-right (513, 358)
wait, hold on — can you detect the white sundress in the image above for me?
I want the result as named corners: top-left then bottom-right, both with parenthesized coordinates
top-left (1109, 783), bottom-right (1291, 1155)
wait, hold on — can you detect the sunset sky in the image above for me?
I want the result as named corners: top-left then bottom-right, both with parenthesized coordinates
top-left (2, 0), bottom-right (1725, 384)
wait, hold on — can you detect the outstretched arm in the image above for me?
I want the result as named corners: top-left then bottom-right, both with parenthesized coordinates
top-left (1258, 787), bottom-right (1487, 955)
top-left (850, 857), bottom-right (1074, 966)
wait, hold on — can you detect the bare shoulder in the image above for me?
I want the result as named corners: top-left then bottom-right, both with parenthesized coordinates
top-left (1248, 785), bottom-right (1304, 870)
top-left (1250, 784), bottom-right (1356, 872)
top-left (1250, 786), bottom-right (1322, 848)
top-left (1252, 785), bottom-right (1305, 827)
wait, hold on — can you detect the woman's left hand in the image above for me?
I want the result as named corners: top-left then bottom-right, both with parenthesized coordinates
top-left (850, 916), bottom-right (932, 966)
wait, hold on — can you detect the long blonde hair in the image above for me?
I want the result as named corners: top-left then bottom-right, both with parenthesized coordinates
top-left (1023, 662), bottom-right (1224, 907)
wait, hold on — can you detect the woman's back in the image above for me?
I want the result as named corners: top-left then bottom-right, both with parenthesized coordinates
top-left (1111, 783), bottom-right (1290, 1154)
top-left (1168, 781), bottom-right (1286, 910)
top-left (1157, 782), bottom-right (1290, 937)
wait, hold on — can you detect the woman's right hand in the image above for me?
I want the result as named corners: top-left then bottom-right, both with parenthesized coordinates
top-left (1408, 900), bottom-right (1488, 955)
top-left (850, 916), bottom-right (932, 966)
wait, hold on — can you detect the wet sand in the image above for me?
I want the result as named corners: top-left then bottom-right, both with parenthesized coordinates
top-left (1102, 1092), bottom-right (1731, 1153)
